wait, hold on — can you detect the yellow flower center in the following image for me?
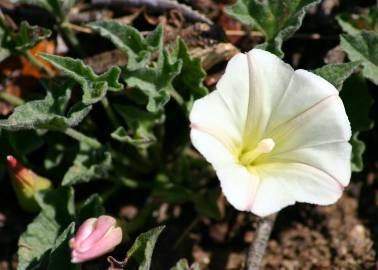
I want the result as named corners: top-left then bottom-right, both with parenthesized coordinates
top-left (239, 138), bottom-right (275, 166)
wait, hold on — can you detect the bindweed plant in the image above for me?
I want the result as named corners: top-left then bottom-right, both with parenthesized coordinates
top-left (0, 0), bottom-right (376, 269)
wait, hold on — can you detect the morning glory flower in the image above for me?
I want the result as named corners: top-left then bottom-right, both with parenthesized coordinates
top-left (190, 49), bottom-right (351, 217)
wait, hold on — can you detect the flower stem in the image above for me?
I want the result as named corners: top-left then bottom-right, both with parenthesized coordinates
top-left (63, 127), bottom-right (102, 149)
top-left (0, 91), bottom-right (24, 106)
top-left (101, 97), bottom-right (120, 129)
top-left (246, 213), bottom-right (277, 270)
top-left (23, 51), bottom-right (54, 76)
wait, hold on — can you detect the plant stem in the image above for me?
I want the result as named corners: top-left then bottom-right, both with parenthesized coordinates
top-left (0, 92), bottom-right (24, 106)
top-left (60, 24), bottom-right (85, 57)
top-left (101, 97), bottom-right (120, 129)
top-left (63, 127), bottom-right (102, 149)
top-left (23, 51), bottom-right (54, 76)
top-left (246, 213), bottom-right (277, 270)
top-left (170, 88), bottom-right (185, 107)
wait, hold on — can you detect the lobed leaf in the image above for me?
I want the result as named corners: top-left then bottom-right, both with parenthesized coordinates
top-left (125, 50), bottom-right (182, 112)
top-left (88, 21), bottom-right (163, 63)
top-left (40, 53), bottom-right (123, 105)
top-left (340, 31), bottom-right (378, 85)
top-left (112, 104), bottom-right (164, 148)
top-left (226, 0), bottom-right (320, 57)
top-left (313, 61), bottom-right (361, 91)
top-left (0, 20), bottom-right (51, 52)
top-left (171, 38), bottom-right (208, 107)
top-left (0, 78), bottom-right (91, 131)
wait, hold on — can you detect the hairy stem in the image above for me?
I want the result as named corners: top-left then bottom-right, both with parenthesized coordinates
top-left (60, 24), bottom-right (85, 57)
top-left (63, 127), bottom-right (102, 149)
top-left (23, 51), bottom-right (54, 76)
top-left (101, 97), bottom-right (120, 128)
top-left (246, 213), bottom-right (277, 270)
top-left (0, 91), bottom-right (24, 106)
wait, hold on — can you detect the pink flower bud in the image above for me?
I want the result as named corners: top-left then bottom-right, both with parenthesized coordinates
top-left (70, 215), bottom-right (123, 263)
top-left (6, 155), bottom-right (52, 212)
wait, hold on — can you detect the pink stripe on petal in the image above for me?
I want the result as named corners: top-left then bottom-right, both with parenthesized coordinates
top-left (78, 216), bottom-right (116, 251)
top-left (70, 218), bottom-right (97, 250)
top-left (71, 227), bottom-right (122, 263)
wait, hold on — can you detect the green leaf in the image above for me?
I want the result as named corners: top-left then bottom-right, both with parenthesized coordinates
top-left (18, 187), bottom-right (75, 270)
top-left (171, 39), bottom-right (208, 104)
top-left (47, 223), bottom-right (78, 270)
top-left (340, 31), bottom-right (378, 85)
top-left (88, 21), bottom-right (163, 62)
top-left (341, 74), bottom-right (374, 132)
top-left (0, 78), bottom-right (91, 131)
top-left (40, 53), bottom-right (123, 105)
top-left (0, 20), bottom-right (51, 52)
top-left (340, 73), bottom-right (374, 172)
top-left (336, 8), bottom-right (378, 35)
top-left (350, 132), bottom-right (366, 172)
top-left (125, 50), bottom-right (182, 112)
top-left (313, 61), bottom-right (361, 91)
top-left (112, 104), bottom-right (164, 148)
top-left (226, 0), bottom-right (320, 57)
top-left (62, 143), bottom-right (112, 186)
top-left (170, 259), bottom-right (200, 270)
top-left (14, 21), bottom-right (52, 51)
top-left (76, 194), bottom-right (105, 224)
top-left (127, 226), bottom-right (165, 270)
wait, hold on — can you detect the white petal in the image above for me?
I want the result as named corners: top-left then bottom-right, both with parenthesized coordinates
top-left (190, 90), bottom-right (242, 151)
top-left (215, 164), bottom-right (260, 211)
top-left (252, 163), bottom-right (343, 217)
top-left (266, 69), bottom-right (339, 133)
top-left (215, 53), bottom-right (250, 134)
top-left (266, 95), bottom-right (351, 151)
top-left (262, 142), bottom-right (352, 186)
top-left (242, 49), bottom-right (294, 146)
top-left (190, 129), bottom-right (236, 168)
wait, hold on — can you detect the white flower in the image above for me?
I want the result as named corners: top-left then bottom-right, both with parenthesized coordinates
top-left (190, 49), bottom-right (351, 217)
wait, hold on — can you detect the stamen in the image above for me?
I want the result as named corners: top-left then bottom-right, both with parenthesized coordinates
top-left (240, 138), bottom-right (275, 165)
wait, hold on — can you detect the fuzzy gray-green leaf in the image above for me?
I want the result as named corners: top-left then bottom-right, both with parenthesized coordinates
top-left (0, 78), bottom-right (91, 131)
top-left (125, 50), bottom-right (182, 112)
top-left (112, 104), bottom-right (164, 148)
top-left (40, 53), bottom-right (123, 105)
top-left (313, 61), bottom-right (361, 91)
top-left (340, 31), bottom-right (378, 85)
top-left (226, 0), bottom-right (320, 57)
top-left (127, 226), bottom-right (165, 270)
top-left (172, 38), bottom-right (207, 103)
top-left (88, 21), bottom-right (163, 61)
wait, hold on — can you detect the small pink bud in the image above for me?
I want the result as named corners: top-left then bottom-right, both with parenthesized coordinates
top-left (70, 215), bottom-right (123, 263)
top-left (6, 155), bottom-right (52, 212)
